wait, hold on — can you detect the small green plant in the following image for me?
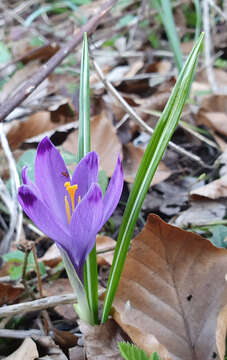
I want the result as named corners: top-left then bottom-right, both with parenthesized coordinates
top-left (118, 342), bottom-right (162, 360)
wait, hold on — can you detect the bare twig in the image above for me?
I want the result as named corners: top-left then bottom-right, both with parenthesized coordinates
top-left (92, 59), bottom-right (209, 168)
top-left (0, 328), bottom-right (42, 339)
top-left (0, 0), bottom-right (117, 122)
top-left (0, 290), bottom-right (104, 318)
top-left (208, 0), bottom-right (227, 21)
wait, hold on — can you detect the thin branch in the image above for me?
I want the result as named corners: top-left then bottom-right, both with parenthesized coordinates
top-left (0, 0), bottom-right (117, 122)
top-left (0, 290), bottom-right (105, 318)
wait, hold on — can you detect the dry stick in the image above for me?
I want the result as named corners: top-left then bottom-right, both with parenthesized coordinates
top-left (92, 60), bottom-right (208, 168)
top-left (0, 291), bottom-right (104, 318)
top-left (0, 0), bottom-right (117, 122)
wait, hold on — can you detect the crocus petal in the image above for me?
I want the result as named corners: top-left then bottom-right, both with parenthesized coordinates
top-left (68, 183), bottom-right (103, 281)
top-left (71, 152), bottom-right (98, 203)
top-left (18, 185), bottom-right (70, 246)
top-left (35, 137), bottom-right (70, 226)
top-left (100, 155), bottom-right (123, 228)
top-left (22, 166), bottom-right (42, 199)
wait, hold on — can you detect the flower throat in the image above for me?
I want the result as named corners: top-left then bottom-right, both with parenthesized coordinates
top-left (64, 182), bottom-right (80, 223)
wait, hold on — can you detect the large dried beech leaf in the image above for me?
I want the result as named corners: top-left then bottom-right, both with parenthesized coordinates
top-left (112, 214), bottom-right (227, 360)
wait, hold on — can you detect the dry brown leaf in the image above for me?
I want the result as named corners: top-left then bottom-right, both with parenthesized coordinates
top-left (40, 243), bottom-right (61, 268)
top-left (0, 283), bottom-right (24, 306)
top-left (123, 143), bottom-right (171, 185)
top-left (6, 112), bottom-right (52, 149)
top-left (112, 214), bottom-right (227, 360)
top-left (5, 337), bottom-right (38, 360)
top-left (63, 111), bottom-right (122, 177)
top-left (42, 279), bottom-right (76, 320)
top-left (190, 174), bottom-right (227, 200)
top-left (33, 335), bottom-right (68, 360)
top-left (79, 319), bottom-right (125, 360)
top-left (0, 62), bottom-right (40, 103)
top-left (172, 200), bottom-right (225, 228)
top-left (96, 235), bottom-right (115, 266)
top-left (197, 110), bottom-right (227, 136)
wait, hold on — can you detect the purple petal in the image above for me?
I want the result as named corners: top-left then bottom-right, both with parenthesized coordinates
top-left (71, 152), bottom-right (98, 203)
top-left (68, 183), bottom-right (103, 281)
top-left (22, 166), bottom-right (42, 199)
top-left (35, 137), bottom-right (70, 226)
top-left (18, 185), bottom-right (70, 247)
top-left (100, 155), bottom-right (123, 228)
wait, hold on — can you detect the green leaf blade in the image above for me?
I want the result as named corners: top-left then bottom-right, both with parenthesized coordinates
top-left (78, 33), bottom-right (98, 324)
top-left (101, 33), bottom-right (204, 324)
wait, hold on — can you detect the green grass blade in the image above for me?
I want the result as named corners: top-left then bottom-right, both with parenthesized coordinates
top-left (193, 0), bottom-right (201, 41)
top-left (78, 32), bottom-right (91, 160)
top-left (153, 0), bottom-right (183, 71)
top-left (101, 33), bottom-right (204, 324)
top-left (78, 33), bottom-right (98, 324)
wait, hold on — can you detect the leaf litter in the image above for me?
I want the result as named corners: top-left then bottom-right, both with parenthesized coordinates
top-left (0, 0), bottom-right (227, 359)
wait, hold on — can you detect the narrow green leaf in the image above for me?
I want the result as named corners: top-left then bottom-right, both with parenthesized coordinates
top-left (101, 33), bottom-right (204, 323)
top-left (118, 342), bottom-right (149, 360)
top-left (153, 0), bottom-right (183, 71)
top-left (78, 33), bottom-right (98, 324)
top-left (193, 0), bottom-right (201, 41)
top-left (78, 32), bottom-right (90, 161)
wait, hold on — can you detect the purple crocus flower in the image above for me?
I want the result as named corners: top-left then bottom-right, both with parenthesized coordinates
top-left (18, 136), bottom-right (123, 282)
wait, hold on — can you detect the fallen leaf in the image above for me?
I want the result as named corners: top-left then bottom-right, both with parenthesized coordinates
top-left (40, 243), bottom-right (62, 268)
top-left (112, 214), bottom-right (227, 360)
top-left (190, 174), bottom-right (227, 200)
top-left (172, 200), bottom-right (225, 227)
top-left (197, 111), bottom-right (227, 136)
top-left (63, 111), bottom-right (122, 177)
top-left (123, 143), bottom-right (171, 185)
top-left (5, 337), bottom-right (38, 360)
top-left (79, 319), bottom-right (125, 360)
top-left (33, 335), bottom-right (68, 360)
top-left (0, 283), bottom-right (24, 306)
top-left (42, 279), bottom-right (76, 320)
top-left (96, 235), bottom-right (116, 266)
top-left (69, 346), bottom-right (84, 360)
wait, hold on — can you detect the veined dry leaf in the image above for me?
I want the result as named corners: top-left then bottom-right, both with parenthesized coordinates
top-left (112, 214), bottom-right (227, 360)
top-left (123, 143), bottom-right (171, 185)
top-left (63, 111), bottom-right (122, 177)
top-left (79, 319), bottom-right (125, 360)
top-left (4, 337), bottom-right (38, 360)
top-left (190, 174), bottom-right (227, 200)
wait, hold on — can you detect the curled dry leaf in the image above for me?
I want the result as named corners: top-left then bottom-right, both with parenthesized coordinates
top-left (123, 143), bottom-right (171, 185)
top-left (4, 337), bottom-right (38, 360)
top-left (112, 214), bottom-right (227, 360)
top-left (190, 174), bottom-right (227, 200)
top-left (79, 319), bottom-right (125, 360)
